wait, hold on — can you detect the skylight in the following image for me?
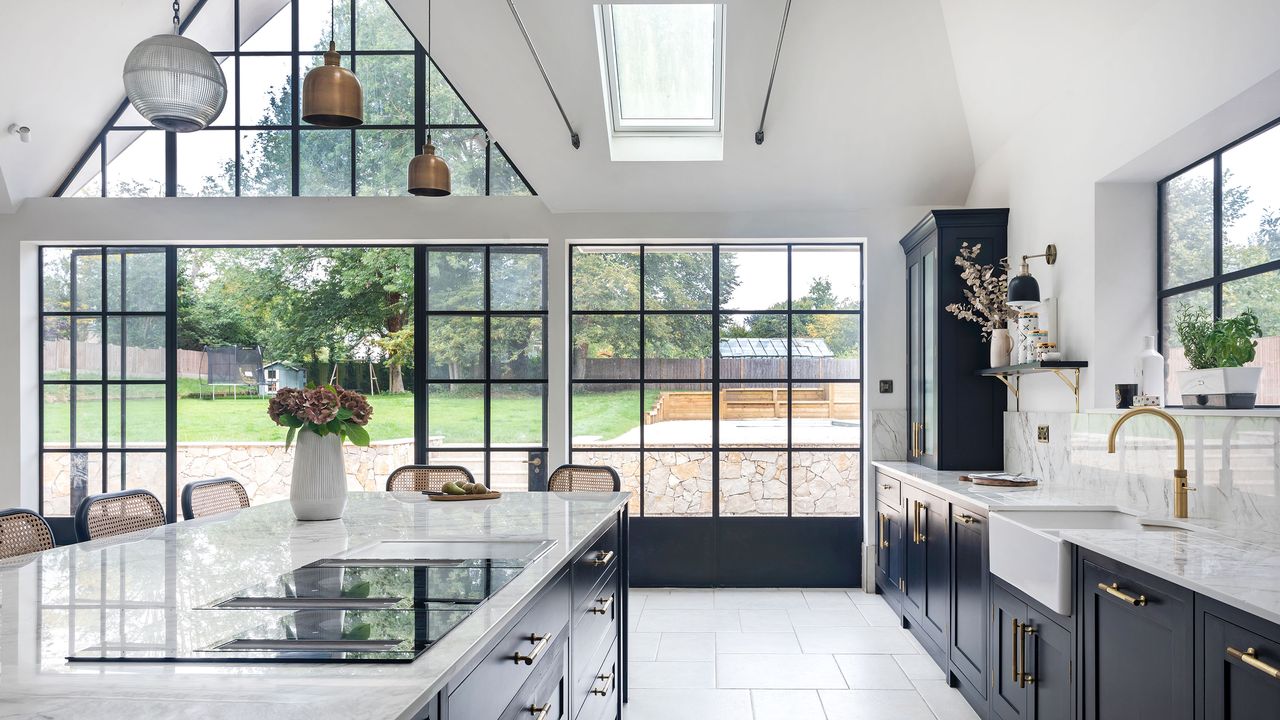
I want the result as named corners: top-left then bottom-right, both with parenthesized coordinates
top-left (599, 4), bottom-right (725, 134)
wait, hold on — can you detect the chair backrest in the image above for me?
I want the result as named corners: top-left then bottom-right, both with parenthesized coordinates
top-left (181, 477), bottom-right (250, 520)
top-left (75, 489), bottom-right (166, 542)
top-left (0, 508), bottom-right (56, 561)
top-left (386, 465), bottom-right (475, 493)
top-left (547, 464), bottom-right (621, 493)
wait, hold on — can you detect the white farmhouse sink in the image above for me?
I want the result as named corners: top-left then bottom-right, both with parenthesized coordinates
top-left (989, 508), bottom-right (1195, 614)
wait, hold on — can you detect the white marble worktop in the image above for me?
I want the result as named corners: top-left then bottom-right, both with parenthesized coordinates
top-left (0, 491), bottom-right (629, 719)
top-left (873, 461), bottom-right (1280, 626)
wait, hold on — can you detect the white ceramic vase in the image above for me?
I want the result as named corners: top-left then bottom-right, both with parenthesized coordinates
top-left (990, 328), bottom-right (1012, 368)
top-left (1136, 335), bottom-right (1166, 405)
top-left (290, 430), bottom-right (347, 521)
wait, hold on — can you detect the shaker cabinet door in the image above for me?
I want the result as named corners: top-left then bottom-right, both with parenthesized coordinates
top-left (1203, 611), bottom-right (1280, 720)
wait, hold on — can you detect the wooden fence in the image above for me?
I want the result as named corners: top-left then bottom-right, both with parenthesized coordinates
top-left (647, 383), bottom-right (860, 423)
top-left (43, 340), bottom-right (204, 378)
top-left (579, 357), bottom-right (859, 390)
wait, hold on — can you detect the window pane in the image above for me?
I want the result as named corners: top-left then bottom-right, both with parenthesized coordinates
top-left (793, 247), bottom-right (861, 310)
top-left (42, 451), bottom-right (103, 517)
top-left (644, 451), bottom-right (712, 516)
top-left (792, 313), bottom-right (860, 380)
top-left (574, 450), bottom-right (639, 514)
top-left (719, 382), bottom-right (788, 447)
top-left (426, 451), bottom-right (485, 487)
top-left (426, 66), bottom-right (479, 125)
top-left (71, 250), bottom-right (103, 312)
top-left (124, 316), bottom-right (167, 381)
top-left (72, 317), bottom-right (103, 380)
top-left (490, 145), bottom-right (532, 196)
top-left (42, 248), bottom-right (75, 312)
top-left (240, 130), bottom-right (292, 196)
top-left (645, 314), bottom-right (711, 379)
top-left (720, 314), bottom-right (786, 380)
top-left (490, 248), bottom-right (545, 311)
top-left (645, 382), bottom-right (710, 447)
top-left (644, 246), bottom-right (712, 310)
top-left (607, 4), bottom-right (718, 126)
top-left (209, 58), bottom-right (237, 127)
top-left (177, 130), bottom-right (235, 197)
top-left (120, 250), bottom-right (167, 312)
top-left (70, 385), bottom-right (104, 449)
top-left (431, 129), bottom-right (487, 196)
top-left (720, 451), bottom-right (787, 516)
top-left (42, 319), bottom-right (70, 381)
top-left (184, 0), bottom-right (235, 52)
top-left (573, 315), bottom-right (639, 380)
top-left (360, 54), bottom-right (415, 125)
top-left (490, 316), bottom-right (544, 380)
top-left (115, 452), bottom-right (168, 507)
top-left (719, 246), bottom-right (788, 310)
top-left (240, 1), bottom-right (292, 52)
top-left (428, 250), bottom-right (483, 310)
top-left (240, 56), bottom-right (293, 126)
top-left (355, 0), bottom-right (414, 50)
top-left (356, 129), bottom-right (414, 196)
top-left (1223, 124), bottom-right (1280, 273)
top-left (299, 0), bottom-right (351, 51)
top-left (791, 451), bottom-right (859, 516)
top-left (427, 316), bottom-right (483, 380)
top-left (572, 384), bottom-right (640, 445)
top-left (792, 382), bottom-right (859, 447)
top-left (428, 383), bottom-right (483, 446)
top-left (106, 131), bottom-right (165, 197)
top-left (489, 451), bottom-right (538, 493)
top-left (573, 247), bottom-right (640, 311)
top-left (1222, 269), bottom-right (1280, 405)
top-left (124, 386), bottom-right (167, 448)
top-left (299, 129), bottom-right (353, 196)
top-left (1163, 289), bottom-right (1213, 404)
top-left (66, 144), bottom-right (103, 197)
top-left (1162, 160), bottom-right (1214, 288)
top-left (490, 384), bottom-right (544, 446)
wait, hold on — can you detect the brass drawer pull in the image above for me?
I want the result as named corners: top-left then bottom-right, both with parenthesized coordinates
top-left (913, 501), bottom-right (927, 544)
top-left (597, 671), bottom-right (614, 682)
top-left (513, 633), bottom-right (551, 665)
top-left (529, 702), bottom-right (552, 720)
top-left (589, 594), bottom-right (615, 615)
top-left (1228, 647), bottom-right (1280, 680)
top-left (878, 512), bottom-right (889, 549)
top-left (1098, 582), bottom-right (1146, 607)
top-left (1019, 623), bottom-right (1036, 687)
top-left (591, 550), bottom-right (615, 567)
top-left (881, 483), bottom-right (893, 491)
top-left (956, 513), bottom-right (978, 525)
top-left (1011, 618), bottom-right (1021, 683)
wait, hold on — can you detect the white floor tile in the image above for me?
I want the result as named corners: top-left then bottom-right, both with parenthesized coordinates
top-left (795, 626), bottom-right (920, 654)
top-left (740, 609), bottom-right (795, 632)
top-left (637, 609), bottom-right (742, 633)
top-left (900, 628), bottom-right (930, 654)
top-left (834, 654), bottom-right (915, 689)
top-left (788, 608), bottom-right (870, 628)
top-left (642, 589), bottom-right (717, 610)
top-left (657, 632), bottom-right (716, 661)
top-left (847, 589), bottom-right (886, 604)
top-left (714, 589), bottom-right (806, 609)
top-left (894, 653), bottom-right (945, 680)
top-left (914, 679), bottom-right (983, 720)
top-left (818, 689), bottom-right (938, 720)
top-left (626, 689), bottom-right (752, 720)
top-left (629, 632), bottom-right (661, 661)
top-left (804, 589), bottom-right (857, 609)
top-left (715, 631), bottom-right (801, 654)
top-left (752, 689), bottom-right (828, 720)
top-left (716, 653), bottom-right (848, 689)
top-left (630, 660), bottom-right (717, 689)
top-left (856, 602), bottom-right (904, 627)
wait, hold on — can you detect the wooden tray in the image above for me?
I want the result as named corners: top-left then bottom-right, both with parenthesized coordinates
top-left (428, 491), bottom-right (502, 502)
top-left (961, 474), bottom-right (1038, 487)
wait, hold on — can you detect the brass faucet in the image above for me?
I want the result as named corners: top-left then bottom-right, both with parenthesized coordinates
top-left (1107, 407), bottom-right (1191, 519)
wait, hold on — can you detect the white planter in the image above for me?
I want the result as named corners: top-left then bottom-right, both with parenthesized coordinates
top-left (290, 430), bottom-right (348, 521)
top-left (1177, 367), bottom-right (1262, 408)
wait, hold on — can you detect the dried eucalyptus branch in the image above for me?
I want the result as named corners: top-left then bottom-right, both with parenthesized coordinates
top-left (944, 243), bottom-right (1013, 342)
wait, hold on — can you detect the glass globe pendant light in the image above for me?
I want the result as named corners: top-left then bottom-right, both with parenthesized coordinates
top-left (409, 0), bottom-right (451, 196)
top-left (302, 0), bottom-right (364, 127)
top-left (122, 0), bottom-right (227, 132)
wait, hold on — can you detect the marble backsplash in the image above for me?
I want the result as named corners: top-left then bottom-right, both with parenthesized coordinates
top-left (870, 409), bottom-right (908, 462)
top-left (1005, 411), bottom-right (1280, 528)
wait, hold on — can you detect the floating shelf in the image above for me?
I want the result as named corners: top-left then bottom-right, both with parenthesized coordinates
top-left (977, 361), bottom-right (1089, 412)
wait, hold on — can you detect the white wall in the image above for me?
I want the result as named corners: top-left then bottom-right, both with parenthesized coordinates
top-left (962, 0), bottom-right (1280, 410)
top-left (0, 197), bottom-right (922, 508)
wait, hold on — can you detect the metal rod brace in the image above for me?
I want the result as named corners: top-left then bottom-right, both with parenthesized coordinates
top-left (755, 0), bottom-right (793, 145)
top-left (506, 0), bottom-right (580, 149)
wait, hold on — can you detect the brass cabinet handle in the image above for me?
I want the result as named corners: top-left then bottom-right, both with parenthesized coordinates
top-left (911, 423), bottom-right (924, 457)
top-left (590, 672), bottom-right (614, 697)
top-left (589, 594), bottom-right (615, 615)
top-left (913, 501), bottom-right (927, 544)
top-left (881, 482), bottom-right (893, 491)
top-left (529, 702), bottom-right (552, 720)
top-left (1098, 582), bottom-right (1147, 607)
top-left (879, 513), bottom-right (889, 549)
top-left (513, 633), bottom-right (551, 665)
top-left (597, 671), bottom-right (614, 682)
top-left (1011, 618), bottom-right (1021, 684)
top-left (1228, 647), bottom-right (1280, 680)
top-left (591, 550), bottom-right (615, 567)
top-left (1019, 623), bottom-right (1036, 687)
top-left (956, 512), bottom-right (978, 525)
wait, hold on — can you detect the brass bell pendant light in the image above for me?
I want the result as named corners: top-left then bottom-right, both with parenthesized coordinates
top-left (409, 0), bottom-right (451, 196)
top-left (302, 0), bottom-right (363, 127)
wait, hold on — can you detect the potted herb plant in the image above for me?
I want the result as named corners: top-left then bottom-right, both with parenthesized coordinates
top-left (1173, 306), bottom-right (1264, 409)
top-left (945, 242), bottom-right (1015, 367)
top-left (268, 384), bottom-right (373, 520)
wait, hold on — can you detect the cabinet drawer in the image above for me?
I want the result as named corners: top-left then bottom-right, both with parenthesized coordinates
top-left (875, 472), bottom-right (901, 508)
top-left (1203, 610), bottom-right (1280, 719)
top-left (499, 639), bottom-right (566, 720)
top-left (451, 572), bottom-right (571, 720)
top-left (575, 638), bottom-right (619, 720)
top-left (573, 522), bottom-right (619, 610)
top-left (572, 569), bottom-right (619, 680)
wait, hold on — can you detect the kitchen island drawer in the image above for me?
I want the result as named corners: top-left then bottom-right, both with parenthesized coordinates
top-left (875, 471), bottom-right (902, 508)
top-left (450, 571), bottom-right (571, 720)
top-left (498, 638), bottom-right (567, 720)
top-left (572, 569), bottom-right (619, 669)
top-left (573, 521), bottom-right (619, 609)
top-left (575, 638), bottom-right (619, 720)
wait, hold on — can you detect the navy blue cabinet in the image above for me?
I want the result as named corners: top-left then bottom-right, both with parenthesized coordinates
top-left (991, 580), bottom-right (1073, 720)
top-left (902, 484), bottom-right (950, 663)
top-left (1200, 599), bottom-right (1280, 720)
top-left (875, 472), bottom-right (905, 613)
top-left (950, 506), bottom-right (988, 704)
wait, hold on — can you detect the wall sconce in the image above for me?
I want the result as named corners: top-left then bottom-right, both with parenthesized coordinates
top-left (1008, 244), bottom-right (1057, 309)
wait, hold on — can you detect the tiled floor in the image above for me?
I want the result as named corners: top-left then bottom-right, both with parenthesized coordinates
top-left (625, 588), bottom-right (980, 720)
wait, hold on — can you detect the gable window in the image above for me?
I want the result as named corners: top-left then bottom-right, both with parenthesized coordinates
top-left (1159, 118), bottom-right (1280, 405)
top-left (56, 0), bottom-right (532, 198)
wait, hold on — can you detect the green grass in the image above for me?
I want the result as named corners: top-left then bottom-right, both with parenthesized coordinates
top-left (42, 388), bottom-right (647, 444)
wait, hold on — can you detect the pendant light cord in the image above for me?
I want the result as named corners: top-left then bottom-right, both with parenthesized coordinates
top-left (426, 0), bottom-right (433, 146)
top-left (172, 0), bottom-right (181, 33)
top-left (330, 0), bottom-right (335, 46)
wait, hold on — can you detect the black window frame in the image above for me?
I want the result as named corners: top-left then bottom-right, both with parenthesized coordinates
top-left (568, 242), bottom-right (865, 519)
top-left (53, 0), bottom-right (534, 199)
top-left (1157, 114), bottom-right (1280, 407)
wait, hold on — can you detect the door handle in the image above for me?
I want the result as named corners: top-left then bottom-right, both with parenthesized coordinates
top-left (1019, 623), bottom-right (1036, 687)
top-left (521, 456), bottom-right (543, 466)
top-left (1227, 647), bottom-right (1280, 680)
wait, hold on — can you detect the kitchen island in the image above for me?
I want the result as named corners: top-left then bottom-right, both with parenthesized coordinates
top-left (0, 491), bottom-right (629, 720)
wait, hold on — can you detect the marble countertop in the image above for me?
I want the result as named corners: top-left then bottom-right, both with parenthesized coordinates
top-left (873, 461), bottom-right (1280, 626)
top-left (0, 491), bottom-right (629, 720)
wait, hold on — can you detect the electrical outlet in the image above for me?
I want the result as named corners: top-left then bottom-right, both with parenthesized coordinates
top-left (1037, 425), bottom-right (1050, 443)
top-left (879, 380), bottom-right (893, 394)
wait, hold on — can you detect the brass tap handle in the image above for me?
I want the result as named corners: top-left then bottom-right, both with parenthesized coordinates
top-left (513, 633), bottom-right (551, 665)
top-left (589, 594), bottom-right (615, 615)
top-left (1098, 582), bottom-right (1147, 607)
top-left (1228, 646), bottom-right (1280, 680)
top-left (1011, 618), bottom-right (1021, 683)
top-left (1019, 623), bottom-right (1037, 687)
top-left (591, 550), bottom-right (615, 567)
